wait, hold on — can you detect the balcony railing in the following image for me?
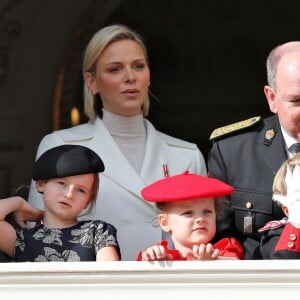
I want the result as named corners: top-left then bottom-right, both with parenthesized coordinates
top-left (1, 260), bottom-right (300, 299)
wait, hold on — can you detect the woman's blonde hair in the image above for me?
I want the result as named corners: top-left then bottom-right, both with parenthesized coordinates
top-left (82, 24), bottom-right (150, 121)
top-left (273, 153), bottom-right (300, 197)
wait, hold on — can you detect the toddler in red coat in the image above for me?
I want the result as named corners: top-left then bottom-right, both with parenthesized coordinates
top-left (137, 171), bottom-right (244, 261)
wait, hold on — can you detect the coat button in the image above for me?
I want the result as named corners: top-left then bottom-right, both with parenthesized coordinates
top-left (290, 233), bottom-right (297, 241)
top-left (151, 218), bottom-right (160, 227)
top-left (246, 202), bottom-right (253, 209)
top-left (288, 241), bottom-right (294, 249)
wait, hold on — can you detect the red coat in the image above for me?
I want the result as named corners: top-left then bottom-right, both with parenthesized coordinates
top-left (137, 238), bottom-right (244, 261)
top-left (260, 219), bottom-right (300, 259)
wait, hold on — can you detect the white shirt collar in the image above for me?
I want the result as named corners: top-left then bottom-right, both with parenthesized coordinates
top-left (281, 126), bottom-right (300, 157)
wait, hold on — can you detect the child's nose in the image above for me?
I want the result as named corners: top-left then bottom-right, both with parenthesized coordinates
top-left (195, 216), bottom-right (206, 224)
top-left (64, 185), bottom-right (75, 198)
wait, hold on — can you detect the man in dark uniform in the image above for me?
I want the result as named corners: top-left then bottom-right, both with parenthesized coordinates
top-left (208, 115), bottom-right (285, 259)
top-left (208, 41), bottom-right (300, 259)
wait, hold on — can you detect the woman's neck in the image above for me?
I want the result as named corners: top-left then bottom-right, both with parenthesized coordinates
top-left (102, 109), bottom-right (145, 135)
top-left (102, 109), bottom-right (146, 173)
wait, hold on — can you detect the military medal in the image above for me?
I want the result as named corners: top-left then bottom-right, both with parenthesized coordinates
top-left (162, 164), bottom-right (169, 177)
top-left (265, 129), bottom-right (275, 140)
top-left (243, 214), bottom-right (253, 234)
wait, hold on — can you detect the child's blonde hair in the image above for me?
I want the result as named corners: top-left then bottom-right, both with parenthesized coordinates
top-left (273, 153), bottom-right (300, 198)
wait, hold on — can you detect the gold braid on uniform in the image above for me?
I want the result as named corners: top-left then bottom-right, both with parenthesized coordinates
top-left (209, 116), bottom-right (261, 140)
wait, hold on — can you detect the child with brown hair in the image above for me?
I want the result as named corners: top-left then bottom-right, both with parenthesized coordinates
top-left (0, 145), bottom-right (120, 261)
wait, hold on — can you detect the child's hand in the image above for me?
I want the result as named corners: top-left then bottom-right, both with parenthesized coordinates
top-left (140, 245), bottom-right (173, 261)
top-left (14, 199), bottom-right (44, 228)
top-left (191, 243), bottom-right (219, 260)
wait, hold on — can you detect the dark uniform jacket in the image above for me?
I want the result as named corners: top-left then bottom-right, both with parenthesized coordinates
top-left (260, 219), bottom-right (300, 259)
top-left (208, 115), bottom-right (285, 259)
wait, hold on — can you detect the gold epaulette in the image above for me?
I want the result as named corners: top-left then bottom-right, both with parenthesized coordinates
top-left (209, 116), bottom-right (261, 140)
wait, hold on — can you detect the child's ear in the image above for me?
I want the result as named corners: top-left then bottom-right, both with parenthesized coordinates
top-left (282, 205), bottom-right (289, 217)
top-left (158, 213), bottom-right (171, 233)
top-left (84, 200), bottom-right (92, 209)
top-left (36, 180), bottom-right (45, 193)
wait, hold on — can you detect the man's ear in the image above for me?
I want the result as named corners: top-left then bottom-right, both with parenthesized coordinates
top-left (158, 213), bottom-right (171, 233)
top-left (264, 85), bottom-right (278, 114)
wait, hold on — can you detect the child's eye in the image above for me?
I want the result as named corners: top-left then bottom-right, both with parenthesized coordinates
top-left (182, 210), bottom-right (193, 216)
top-left (75, 187), bottom-right (87, 195)
top-left (57, 181), bottom-right (66, 186)
top-left (203, 209), bottom-right (213, 215)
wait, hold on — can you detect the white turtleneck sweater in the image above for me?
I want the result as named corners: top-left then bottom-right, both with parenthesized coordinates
top-left (102, 109), bottom-right (147, 173)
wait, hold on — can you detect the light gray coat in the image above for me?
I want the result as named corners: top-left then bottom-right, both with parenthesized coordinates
top-left (28, 118), bottom-right (207, 260)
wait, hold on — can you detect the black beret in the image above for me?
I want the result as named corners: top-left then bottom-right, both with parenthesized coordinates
top-left (32, 145), bottom-right (105, 180)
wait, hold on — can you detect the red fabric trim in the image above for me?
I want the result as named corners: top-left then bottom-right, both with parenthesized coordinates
top-left (258, 220), bottom-right (285, 232)
top-left (275, 222), bottom-right (300, 252)
top-left (137, 241), bottom-right (185, 261)
top-left (137, 238), bottom-right (244, 260)
top-left (213, 237), bottom-right (244, 259)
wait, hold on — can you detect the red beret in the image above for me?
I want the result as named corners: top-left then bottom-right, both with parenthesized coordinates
top-left (141, 171), bottom-right (234, 202)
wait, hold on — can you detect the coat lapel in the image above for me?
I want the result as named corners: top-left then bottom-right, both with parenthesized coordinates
top-left (140, 120), bottom-right (191, 184)
top-left (59, 118), bottom-right (192, 199)
top-left (90, 119), bottom-right (146, 197)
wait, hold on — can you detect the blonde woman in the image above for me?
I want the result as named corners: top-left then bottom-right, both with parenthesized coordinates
top-left (27, 24), bottom-right (206, 260)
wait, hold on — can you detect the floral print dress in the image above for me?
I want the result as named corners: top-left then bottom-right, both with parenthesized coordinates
top-left (14, 220), bottom-right (120, 261)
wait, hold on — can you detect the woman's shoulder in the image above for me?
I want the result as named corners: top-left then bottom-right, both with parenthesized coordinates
top-left (145, 119), bottom-right (198, 149)
top-left (55, 121), bottom-right (95, 140)
top-left (36, 124), bottom-right (92, 156)
top-left (157, 131), bottom-right (198, 150)
top-left (40, 119), bottom-right (102, 145)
